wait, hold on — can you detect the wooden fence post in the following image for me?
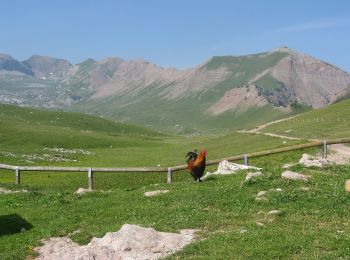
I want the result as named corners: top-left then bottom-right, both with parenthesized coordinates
top-left (244, 154), bottom-right (249, 166)
top-left (167, 168), bottom-right (172, 184)
top-left (88, 168), bottom-right (93, 190)
top-left (15, 166), bottom-right (20, 185)
top-left (323, 140), bottom-right (327, 159)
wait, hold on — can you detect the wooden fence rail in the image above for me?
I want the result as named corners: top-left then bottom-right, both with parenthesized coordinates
top-left (1, 138), bottom-right (350, 189)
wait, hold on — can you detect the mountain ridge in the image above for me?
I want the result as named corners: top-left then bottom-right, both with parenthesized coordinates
top-left (0, 47), bottom-right (349, 133)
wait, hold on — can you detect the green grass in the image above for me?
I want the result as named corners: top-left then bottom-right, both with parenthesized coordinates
top-left (1, 103), bottom-right (349, 259)
top-left (0, 103), bottom-right (302, 167)
top-left (262, 99), bottom-right (350, 140)
top-left (1, 149), bottom-right (349, 259)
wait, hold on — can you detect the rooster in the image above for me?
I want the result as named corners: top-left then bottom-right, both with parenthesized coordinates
top-left (186, 149), bottom-right (207, 182)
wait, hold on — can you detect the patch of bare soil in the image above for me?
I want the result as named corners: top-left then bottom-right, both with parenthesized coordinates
top-left (35, 224), bottom-right (197, 260)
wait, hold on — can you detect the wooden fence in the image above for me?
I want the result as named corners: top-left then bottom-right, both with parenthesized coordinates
top-left (1, 138), bottom-right (349, 189)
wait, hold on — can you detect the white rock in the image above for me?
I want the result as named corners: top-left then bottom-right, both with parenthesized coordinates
top-left (268, 210), bottom-right (280, 215)
top-left (239, 229), bottom-right (247, 234)
top-left (299, 153), bottom-right (328, 167)
top-left (144, 190), bottom-right (169, 197)
top-left (282, 170), bottom-right (310, 181)
top-left (203, 160), bottom-right (261, 179)
top-left (35, 224), bottom-right (196, 260)
top-left (257, 191), bottom-right (267, 197)
top-left (75, 188), bottom-right (94, 195)
top-left (245, 171), bottom-right (262, 181)
top-left (0, 187), bottom-right (24, 194)
top-left (275, 188), bottom-right (282, 192)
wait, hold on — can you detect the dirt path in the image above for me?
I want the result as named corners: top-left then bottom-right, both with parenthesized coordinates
top-left (248, 115), bottom-right (300, 133)
top-left (238, 115), bottom-right (350, 164)
top-left (237, 115), bottom-right (302, 140)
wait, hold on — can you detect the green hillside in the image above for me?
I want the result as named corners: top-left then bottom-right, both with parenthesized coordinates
top-left (261, 99), bottom-right (350, 139)
top-left (202, 51), bottom-right (288, 92)
top-left (0, 103), bottom-right (300, 167)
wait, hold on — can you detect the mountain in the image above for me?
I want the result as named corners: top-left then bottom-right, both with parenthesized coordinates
top-left (23, 55), bottom-right (71, 79)
top-left (0, 54), bottom-right (34, 76)
top-left (0, 47), bottom-right (349, 133)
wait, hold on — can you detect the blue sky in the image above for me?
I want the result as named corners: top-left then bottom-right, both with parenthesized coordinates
top-left (1, 0), bottom-right (350, 71)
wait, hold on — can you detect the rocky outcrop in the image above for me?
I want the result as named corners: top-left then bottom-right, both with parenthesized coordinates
top-left (35, 224), bottom-right (196, 260)
top-left (23, 55), bottom-right (71, 78)
top-left (270, 48), bottom-right (350, 108)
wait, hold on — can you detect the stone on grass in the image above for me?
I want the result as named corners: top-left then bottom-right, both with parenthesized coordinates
top-left (35, 224), bottom-right (196, 260)
top-left (257, 191), bottom-right (267, 197)
top-left (345, 180), bottom-right (350, 193)
top-left (0, 187), bottom-right (28, 194)
top-left (282, 170), bottom-right (310, 181)
top-left (75, 188), bottom-right (94, 195)
top-left (268, 210), bottom-right (280, 215)
top-left (299, 153), bottom-right (328, 167)
top-left (245, 171), bottom-right (262, 181)
top-left (203, 160), bottom-right (261, 179)
top-left (144, 190), bottom-right (170, 197)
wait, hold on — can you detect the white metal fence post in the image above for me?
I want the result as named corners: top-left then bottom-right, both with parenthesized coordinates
top-left (323, 140), bottom-right (327, 159)
top-left (244, 154), bottom-right (249, 166)
top-left (167, 168), bottom-right (172, 184)
top-left (15, 166), bottom-right (20, 185)
top-left (88, 167), bottom-right (93, 190)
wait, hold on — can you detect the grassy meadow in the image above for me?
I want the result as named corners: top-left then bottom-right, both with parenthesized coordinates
top-left (261, 99), bottom-right (350, 140)
top-left (0, 102), bottom-right (350, 259)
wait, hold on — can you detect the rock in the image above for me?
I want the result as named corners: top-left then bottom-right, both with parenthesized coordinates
top-left (268, 210), bottom-right (280, 215)
top-left (300, 187), bottom-right (310, 191)
top-left (282, 170), bottom-right (310, 181)
top-left (203, 160), bottom-right (261, 179)
top-left (75, 188), bottom-right (94, 195)
top-left (0, 187), bottom-right (24, 194)
top-left (257, 191), bottom-right (267, 197)
top-left (256, 222), bottom-right (265, 227)
top-left (20, 228), bottom-right (26, 232)
top-left (299, 153), bottom-right (328, 167)
top-left (239, 229), bottom-right (247, 234)
top-left (35, 224), bottom-right (197, 260)
top-left (275, 188), bottom-right (282, 192)
top-left (345, 180), bottom-right (350, 192)
top-left (144, 190), bottom-right (169, 197)
top-left (245, 171), bottom-right (262, 181)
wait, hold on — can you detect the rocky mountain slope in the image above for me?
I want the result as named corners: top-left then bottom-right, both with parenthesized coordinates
top-left (0, 47), bottom-right (349, 132)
